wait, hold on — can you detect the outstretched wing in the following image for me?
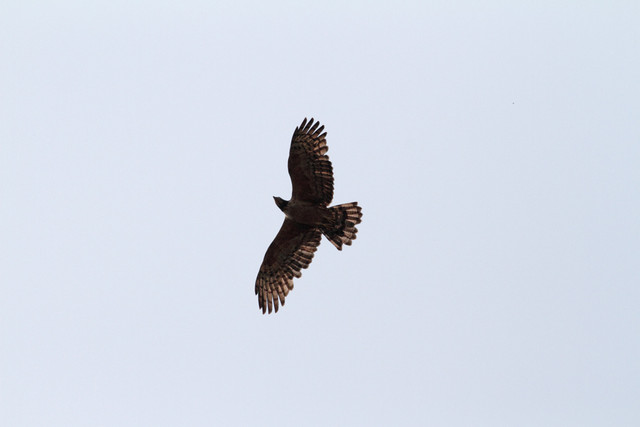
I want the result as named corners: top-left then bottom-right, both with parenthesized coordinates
top-left (288, 118), bottom-right (334, 205)
top-left (255, 219), bottom-right (322, 314)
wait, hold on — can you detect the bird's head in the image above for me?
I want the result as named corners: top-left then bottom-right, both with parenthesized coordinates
top-left (273, 196), bottom-right (288, 212)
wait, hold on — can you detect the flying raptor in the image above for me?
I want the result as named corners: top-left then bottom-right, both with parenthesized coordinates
top-left (255, 118), bottom-right (362, 314)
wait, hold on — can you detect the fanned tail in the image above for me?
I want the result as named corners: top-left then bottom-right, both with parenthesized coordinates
top-left (322, 202), bottom-right (363, 250)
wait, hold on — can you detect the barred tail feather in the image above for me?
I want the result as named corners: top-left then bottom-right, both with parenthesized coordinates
top-left (323, 202), bottom-right (363, 250)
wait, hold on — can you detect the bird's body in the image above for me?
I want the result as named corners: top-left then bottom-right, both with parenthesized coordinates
top-left (255, 118), bottom-right (362, 314)
top-left (276, 198), bottom-right (330, 226)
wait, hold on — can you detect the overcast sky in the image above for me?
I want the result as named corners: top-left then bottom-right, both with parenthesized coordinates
top-left (2, 1), bottom-right (639, 426)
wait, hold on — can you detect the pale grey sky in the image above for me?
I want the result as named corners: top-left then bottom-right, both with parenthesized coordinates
top-left (2, 1), bottom-right (639, 426)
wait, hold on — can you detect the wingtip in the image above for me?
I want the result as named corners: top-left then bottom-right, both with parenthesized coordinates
top-left (303, 116), bottom-right (316, 126)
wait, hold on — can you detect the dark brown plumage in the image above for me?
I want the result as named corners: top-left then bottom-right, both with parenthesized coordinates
top-left (255, 118), bottom-right (362, 314)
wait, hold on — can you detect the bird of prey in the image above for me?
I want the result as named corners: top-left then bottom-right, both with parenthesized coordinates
top-left (255, 118), bottom-right (362, 314)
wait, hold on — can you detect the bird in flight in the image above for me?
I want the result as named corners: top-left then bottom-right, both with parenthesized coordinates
top-left (255, 118), bottom-right (362, 314)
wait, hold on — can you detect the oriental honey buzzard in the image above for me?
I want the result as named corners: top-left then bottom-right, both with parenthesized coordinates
top-left (255, 118), bottom-right (362, 314)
